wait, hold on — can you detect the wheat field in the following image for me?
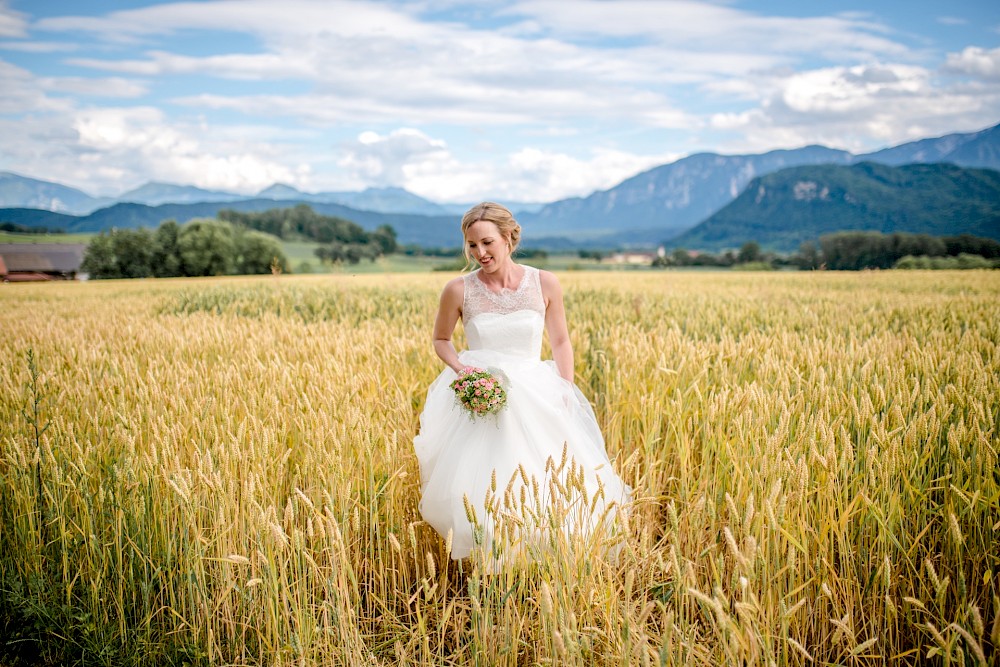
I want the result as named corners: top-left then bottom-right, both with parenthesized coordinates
top-left (1, 270), bottom-right (998, 666)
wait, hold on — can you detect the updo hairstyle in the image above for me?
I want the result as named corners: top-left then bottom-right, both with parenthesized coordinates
top-left (461, 202), bottom-right (521, 264)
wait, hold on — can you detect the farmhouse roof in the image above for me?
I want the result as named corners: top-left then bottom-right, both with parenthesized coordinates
top-left (0, 243), bottom-right (86, 273)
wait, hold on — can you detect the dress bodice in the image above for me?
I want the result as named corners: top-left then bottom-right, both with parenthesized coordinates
top-left (462, 265), bottom-right (546, 359)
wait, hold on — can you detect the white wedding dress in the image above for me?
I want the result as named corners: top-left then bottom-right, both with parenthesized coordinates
top-left (414, 265), bottom-right (631, 563)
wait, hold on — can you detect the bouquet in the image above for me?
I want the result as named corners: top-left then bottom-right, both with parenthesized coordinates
top-left (451, 366), bottom-right (508, 418)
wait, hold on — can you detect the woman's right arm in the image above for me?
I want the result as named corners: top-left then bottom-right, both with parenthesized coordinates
top-left (432, 278), bottom-right (465, 373)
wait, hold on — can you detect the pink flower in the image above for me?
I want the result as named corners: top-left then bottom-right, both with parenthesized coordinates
top-left (451, 367), bottom-right (507, 419)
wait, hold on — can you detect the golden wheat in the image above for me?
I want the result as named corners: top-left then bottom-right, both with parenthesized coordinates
top-left (1, 270), bottom-right (997, 666)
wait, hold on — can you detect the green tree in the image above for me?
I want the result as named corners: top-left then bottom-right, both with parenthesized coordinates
top-left (112, 228), bottom-right (154, 278)
top-left (80, 229), bottom-right (154, 279)
top-left (178, 218), bottom-right (236, 276)
top-left (316, 242), bottom-right (344, 264)
top-left (795, 241), bottom-right (821, 270)
top-left (944, 234), bottom-right (1000, 259)
top-left (370, 224), bottom-right (399, 255)
top-left (80, 232), bottom-right (118, 279)
top-left (737, 241), bottom-right (763, 264)
top-left (236, 230), bottom-right (288, 274)
top-left (151, 220), bottom-right (183, 278)
top-left (343, 243), bottom-right (364, 264)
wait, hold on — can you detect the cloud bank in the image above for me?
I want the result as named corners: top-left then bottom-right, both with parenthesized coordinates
top-left (0, 0), bottom-right (996, 201)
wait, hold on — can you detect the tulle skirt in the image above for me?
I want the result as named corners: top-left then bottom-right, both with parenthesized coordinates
top-left (413, 349), bottom-right (631, 563)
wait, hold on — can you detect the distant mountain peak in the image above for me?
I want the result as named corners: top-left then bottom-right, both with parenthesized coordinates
top-left (117, 182), bottom-right (245, 206)
top-left (856, 121), bottom-right (1000, 168)
top-left (0, 171), bottom-right (108, 215)
top-left (121, 181), bottom-right (235, 196)
top-left (364, 185), bottom-right (408, 193)
top-left (258, 183), bottom-right (304, 198)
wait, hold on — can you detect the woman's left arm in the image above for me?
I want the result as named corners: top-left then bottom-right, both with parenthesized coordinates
top-left (541, 270), bottom-right (575, 383)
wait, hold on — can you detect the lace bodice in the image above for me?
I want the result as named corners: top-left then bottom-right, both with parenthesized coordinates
top-left (462, 265), bottom-right (546, 358)
top-left (463, 265), bottom-right (545, 320)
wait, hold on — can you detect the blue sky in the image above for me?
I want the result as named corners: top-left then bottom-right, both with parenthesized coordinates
top-left (1, 0), bottom-right (998, 203)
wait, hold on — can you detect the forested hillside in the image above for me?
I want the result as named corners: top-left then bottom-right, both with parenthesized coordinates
top-left (671, 162), bottom-right (1000, 251)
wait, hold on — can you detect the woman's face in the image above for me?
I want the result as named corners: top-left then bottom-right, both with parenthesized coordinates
top-left (465, 220), bottom-right (511, 272)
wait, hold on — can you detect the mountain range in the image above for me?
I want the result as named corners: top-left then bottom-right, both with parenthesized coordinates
top-left (1, 121), bottom-right (998, 250)
top-left (0, 174), bottom-right (544, 218)
top-left (519, 145), bottom-right (854, 237)
top-left (672, 162), bottom-right (1000, 252)
top-left (518, 122), bottom-right (1000, 236)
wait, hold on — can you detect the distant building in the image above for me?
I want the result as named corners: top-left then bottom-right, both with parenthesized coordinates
top-left (602, 247), bottom-right (665, 266)
top-left (0, 243), bottom-right (87, 282)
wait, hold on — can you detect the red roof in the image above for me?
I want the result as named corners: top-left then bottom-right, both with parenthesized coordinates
top-left (4, 272), bottom-right (53, 282)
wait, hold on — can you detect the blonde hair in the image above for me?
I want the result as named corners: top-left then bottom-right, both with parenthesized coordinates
top-left (460, 202), bottom-right (521, 264)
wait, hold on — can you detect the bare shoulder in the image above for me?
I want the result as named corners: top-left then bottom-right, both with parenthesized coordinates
top-left (537, 268), bottom-right (564, 304)
top-left (442, 274), bottom-right (465, 293)
top-left (538, 268), bottom-right (562, 292)
top-left (439, 275), bottom-right (465, 306)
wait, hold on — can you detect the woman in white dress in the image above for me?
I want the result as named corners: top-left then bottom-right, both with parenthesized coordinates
top-left (413, 202), bottom-right (630, 564)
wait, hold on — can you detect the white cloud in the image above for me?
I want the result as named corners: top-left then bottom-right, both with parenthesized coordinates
top-left (337, 128), bottom-right (449, 187)
top-left (500, 146), bottom-right (673, 199)
top-left (175, 92), bottom-right (534, 127)
top-left (708, 60), bottom-right (1000, 153)
top-left (35, 0), bottom-right (434, 42)
top-left (0, 104), bottom-right (308, 196)
top-left (0, 1), bottom-right (27, 38)
top-left (70, 107), bottom-right (304, 193)
top-left (184, 60), bottom-right (684, 130)
top-left (70, 50), bottom-right (315, 80)
top-left (35, 1), bottom-right (697, 130)
top-left (944, 46), bottom-right (1000, 81)
top-left (0, 40), bottom-right (77, 53)
top-left (32, 0), bottom-right (915, 143)
top-left (39, 76), bottom-right (148, 98)
top-left (503, 0), bottom-right (906, 61)
top-left (781, 64), bottom-right (927, 114)
top-left (34, 0), bottom-right (917, 144)
top-left (0, 59), bottom-right (72, 113)
top-left (419, 148), bottom-right (672, 203)
top-left (325, 126), bottom-right (675, 202)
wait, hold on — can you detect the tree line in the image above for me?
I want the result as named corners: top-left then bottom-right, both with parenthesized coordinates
top-left (81, 218), bottom-right (288, 279)
top-left (1, 222), bottom-right (66, 234)
top-left (80, 206), bottom-right (402, 279)
top-left (805, 232), bottom-right (1000, 270)
top-left (655, 232), bottom-right (1000, 270)
top-left (219, 205), bottom-right (397, 264)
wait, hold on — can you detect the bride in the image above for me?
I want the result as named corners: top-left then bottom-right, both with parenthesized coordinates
top-left (413, 202), bottom-right (631, 565)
